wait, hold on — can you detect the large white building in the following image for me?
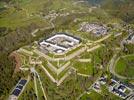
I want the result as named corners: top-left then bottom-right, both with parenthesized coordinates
top-left (39, 33), bottom-right (81, 54)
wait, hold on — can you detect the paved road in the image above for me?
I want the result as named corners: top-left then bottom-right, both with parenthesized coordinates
top-left (34, 46), bottom-right (87, 61)
top-left (20, 67), bottom-right (29, 71)
top-left (47, 61), bottom-right (70, 75)
top-left (94, 34), bottom-right (112, 44)
top-left (57, 72), bottom-right (70, 86)
top-left (40, 65), bottom-right (56, 83)
top-left (77, 58), bottom-right (91, 62)
top-left (108, 52), bottom-right (133, 79)
top-left (35, 70), bottom-right (48, 100)
top-left (87, 45), bottom-right (103, 52)
top-left (77, 73), bottom-right (91, 77)
top-left (33, 71), bottom-right (39, 100)
top-left (18, 48), bottom-right (33, 56)
top-left (108, 52), bottom-right (127, 79)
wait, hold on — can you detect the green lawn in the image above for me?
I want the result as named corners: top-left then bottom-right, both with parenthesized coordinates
top-left (73, 61), bottom-right (93, 75)
top-left (35, 65), bottom-right (94, 100)
top-left (72, 46), bottom-right (106, 75)
top-left (0, 0), bottom-right (50, 29)
top-left (11, 0), bottom-right (32, 5)
top-left (115, 54), bottom-right (134, 78)
top-left (80, 91), bottom-right (103, 100)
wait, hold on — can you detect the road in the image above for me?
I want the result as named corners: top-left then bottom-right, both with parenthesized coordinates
top-left (94, 34), bottom-right (112, 44)
top-left (47, 61), bottom-right (70, 75)
top-left (77, 58), bottom-right (91, 62)
top-left (35, 70), bottom-right (48, 100)
top-left (77, 73), bottom-right (91, 77)
top-left (33, 71), bottom-right (39, 100)
top-left (40, 65), bottom-right (56, 83)
top-left (18, 48), bottom-right (33, 56)
top-left (108, 52), bottom-right (128, 79)
top-left (34, 46), bottom-right (87, 61)
top-left (87, 44), bottom-right (103, 52)
top-left (57, 72), bottom-right (70, 86)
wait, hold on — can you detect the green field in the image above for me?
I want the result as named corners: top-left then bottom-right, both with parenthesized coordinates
top-left (73, 61), bottom-right (93, 75)
top-left (80, 91), bottom-right (103, 100)
top-left (35, 65), bottom-right (95, 100)
top-left (115, 54), bottom-right (134, 78)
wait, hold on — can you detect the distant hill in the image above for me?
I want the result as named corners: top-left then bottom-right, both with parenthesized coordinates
top-left (84, 0), bottom-right (134, 23)
top-left (85, 0), bottom-right (125, 5)
top-left (0, 0), bottom-right (10, 3)
top-left (86, 0), bottom-right (102, 5)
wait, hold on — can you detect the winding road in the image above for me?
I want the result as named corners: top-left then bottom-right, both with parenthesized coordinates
top-left (108, 51), bottom-right (134, 80)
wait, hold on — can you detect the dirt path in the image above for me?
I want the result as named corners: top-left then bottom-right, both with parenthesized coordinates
top-left (40, 65), bottom-right (56, 83)
top-left (9, 52), bottom-right (21, 73)
top-left (94, 34), bottom-right (112, 43)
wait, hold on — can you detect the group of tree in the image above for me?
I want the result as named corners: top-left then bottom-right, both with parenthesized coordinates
top-left (101, 0), bottom-right (134, 23)
top-left (0, 23), bottom-right (54, 99)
